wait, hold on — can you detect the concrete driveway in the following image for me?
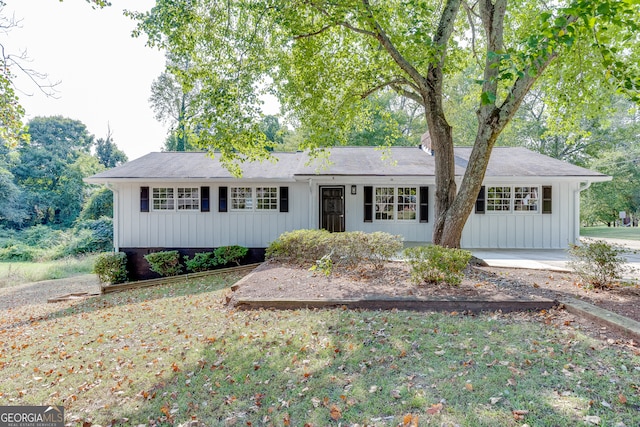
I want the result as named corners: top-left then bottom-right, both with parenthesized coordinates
top-left (470, 238), bottom-right (640, 281)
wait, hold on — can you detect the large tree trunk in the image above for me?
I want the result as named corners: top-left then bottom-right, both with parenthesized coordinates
top-left (430, 0), bottom-right (507, 248)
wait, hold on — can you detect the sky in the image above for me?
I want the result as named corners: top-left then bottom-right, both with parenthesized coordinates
top-left (5, 0), bottom-right (168, 160)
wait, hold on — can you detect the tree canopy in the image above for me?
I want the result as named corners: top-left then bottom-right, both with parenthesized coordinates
top-left (132, 0), bottom-right (640, 246)
top-left (11, 116), bottom-right (102, 227)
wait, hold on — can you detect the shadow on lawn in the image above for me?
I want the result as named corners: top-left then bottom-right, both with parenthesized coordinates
top-left (70, 308), bottom-right (638, 426)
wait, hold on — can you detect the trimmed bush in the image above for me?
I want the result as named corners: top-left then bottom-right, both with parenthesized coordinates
top-left (403, 245), bottom-right (472, 286)
top-left (214, 245), bottom-right (248, 266)
top-left (144, 250), bottom-right (183, 277)
top-left (568, 239), bottom-right (633, 288)
top-left (266, 229), bottom-right (332, 264)
top-left (93, 252), bottom-right (128, 285)
top-left (185, 252), bottom-right (218, 273)
top-left (185, 246), bottom-right (249, 272)
top-left (266, 229), bottom-right (402, 272)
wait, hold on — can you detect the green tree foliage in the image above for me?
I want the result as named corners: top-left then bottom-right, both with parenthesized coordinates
top-left (95, 127), bottom-right (128, 168)
top-left (348, 91), bottom-right (426, 147)
top-left (132, 0), bottom-right (640, 247)
top-left (581, 148), bottom-right (640, 226)
top-left (0, 1), bottom-right (28, 148)
top-left (260, 115), bottom-right (285, 146)
top-left (11, 116), bottom-right (101, 227)
top-left (78, 187), bottom-right (113, 221)
top-left (150, 54), bottom-right (202, 152)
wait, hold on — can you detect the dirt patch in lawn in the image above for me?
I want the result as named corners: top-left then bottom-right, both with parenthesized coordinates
top-left (231, 260), bottom-right (640, 343)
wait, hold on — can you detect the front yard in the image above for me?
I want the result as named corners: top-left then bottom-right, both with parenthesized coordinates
top-left (1, 271), bottom-right (638, 426)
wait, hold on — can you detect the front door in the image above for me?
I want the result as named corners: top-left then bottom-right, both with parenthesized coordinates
top-left (320, 186), bottom-right (345, 232)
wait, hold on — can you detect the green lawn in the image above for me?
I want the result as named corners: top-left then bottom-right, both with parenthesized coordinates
top-left (1, 272), bottom-right (637, 426)
top-left (581, 225), bottom-right (640, 240)
top-left (0, 255), bottom-right (97, 288)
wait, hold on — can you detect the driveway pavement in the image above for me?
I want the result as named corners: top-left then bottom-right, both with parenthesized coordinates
top-left (470, 238), bottom-right (640, 281)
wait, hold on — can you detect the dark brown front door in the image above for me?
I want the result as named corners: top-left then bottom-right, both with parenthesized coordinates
top-left (320, 186), bottom-right (345, 232)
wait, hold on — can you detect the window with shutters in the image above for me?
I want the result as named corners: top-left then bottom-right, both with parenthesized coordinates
top-left (481, 185), bottom-right (547, 213)
top-left (372, 187), bottom-right (418, 221)
top-left (152, 187), bottom-right (200, 211)
top-left (229, 186), bottom-right (281, 211)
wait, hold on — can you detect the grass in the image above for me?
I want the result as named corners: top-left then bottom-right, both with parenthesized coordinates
top-left (581, 225), bottom-right (640, 241)
top-left (0, 255), bottom-right (98, 288)
top-left (1, 272), bottom-right (639, 426)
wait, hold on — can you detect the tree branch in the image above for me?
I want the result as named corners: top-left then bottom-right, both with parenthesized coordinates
top-left (390, 84), bottom-right (425, 105)
top-left (361, 0), bottom-right (428, 89)
top-left (294, 24), bottom-right (336, 39)
top-left (360, 77), bottom-right (419, 99)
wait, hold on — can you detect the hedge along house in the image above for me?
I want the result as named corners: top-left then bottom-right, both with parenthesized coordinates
top-left (86, 145), bottom-right (610, 279)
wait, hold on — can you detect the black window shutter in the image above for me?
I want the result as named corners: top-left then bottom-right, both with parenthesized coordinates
top-left (279, 186), bottom-right (289, 212)
top-left (419, 186), bottom-right (429, 223)
top-left (140, 186), bottom-right (149, 212)
top-left (542, 186), bottom-right (552, 214)
top-left (364, 186), bottom-right (373, 222)
top-left (475, 185), bottom-right (485, 214)
top-left (219, 186), bottom-right (228, 212)
top-left (200, 186), bottom-right (210, 212)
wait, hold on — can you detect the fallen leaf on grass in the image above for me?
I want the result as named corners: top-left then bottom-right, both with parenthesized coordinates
top-left (329, 404), bottom-right (342, 420)
top-left (403, 413), bottom-right (419, 426)
top-left (426, 403), bottom-right (443, 415)
top-left (619, 394), bottom-right (627, 404)
top-left (512, 409), bottom-right (529, 420)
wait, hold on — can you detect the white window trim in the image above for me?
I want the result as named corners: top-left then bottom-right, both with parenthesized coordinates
top-left (230, 186), bottom-right (279, 212)
top-left (486, 185), bottom-right (541, 214)
top-left (151, 187), bottom-right (200, 212)
top-left (374, 186), bottom-right (418, 222)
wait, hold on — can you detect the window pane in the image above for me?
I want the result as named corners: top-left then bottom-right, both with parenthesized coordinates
top-left (375, 187), bottom-right (394, 220)
top-left (177, 187), bottom-right (200, 210)
top-left (514, 186), bottom-right (539, 212)
top-left (397, 187), bottom-right (417, 220)
top-left (231, 187), bottom-right (252, 210)
top-left (487, 186), bottom-right (511, 211)
top-left (256, 187), bottom-right (278, 210)
top-left (152, 187), bottom-right (174, 210)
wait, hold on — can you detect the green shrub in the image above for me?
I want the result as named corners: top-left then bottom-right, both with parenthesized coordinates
top-left (78, 187), bottom-right (113, 221)
top-left (185, 246), bottom-right (249, 272)
top-left (185, 252), bottom-right (218, 272)
top-left (0, 242), bottom-right (40, 262)
top-left (266, 229), bottom-right (402, 272)
top-left (568, 239), bottom-right (633, 288)
top-left (214, 245), bottom-right (248, 266)
top-left (144, 250), bottom-right (183, 277)
top-left (93, 252), bottom-right (128, 285)
top-left (58, 218), bottom-right (113, 257)
top-left (266, 229), bottom-right (332, 264)
top-left (403, 245), bottom-right (472, 286)
top-left (22, 225), bottom-right (65, 249)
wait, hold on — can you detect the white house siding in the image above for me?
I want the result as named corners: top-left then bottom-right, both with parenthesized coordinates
top-left (114, 182), bottom-right (309, 249)
top-left (461, 181), bottom-right (578, 249)
top-left (306, 180), bottom-right (434, 244)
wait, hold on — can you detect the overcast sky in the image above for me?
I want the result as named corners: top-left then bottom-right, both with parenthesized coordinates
top-left (5, 0), bottom-right (168, 160)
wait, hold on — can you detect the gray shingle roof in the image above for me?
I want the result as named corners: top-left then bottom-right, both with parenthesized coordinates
top-left (86, 146), bottom-right (609, 182)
